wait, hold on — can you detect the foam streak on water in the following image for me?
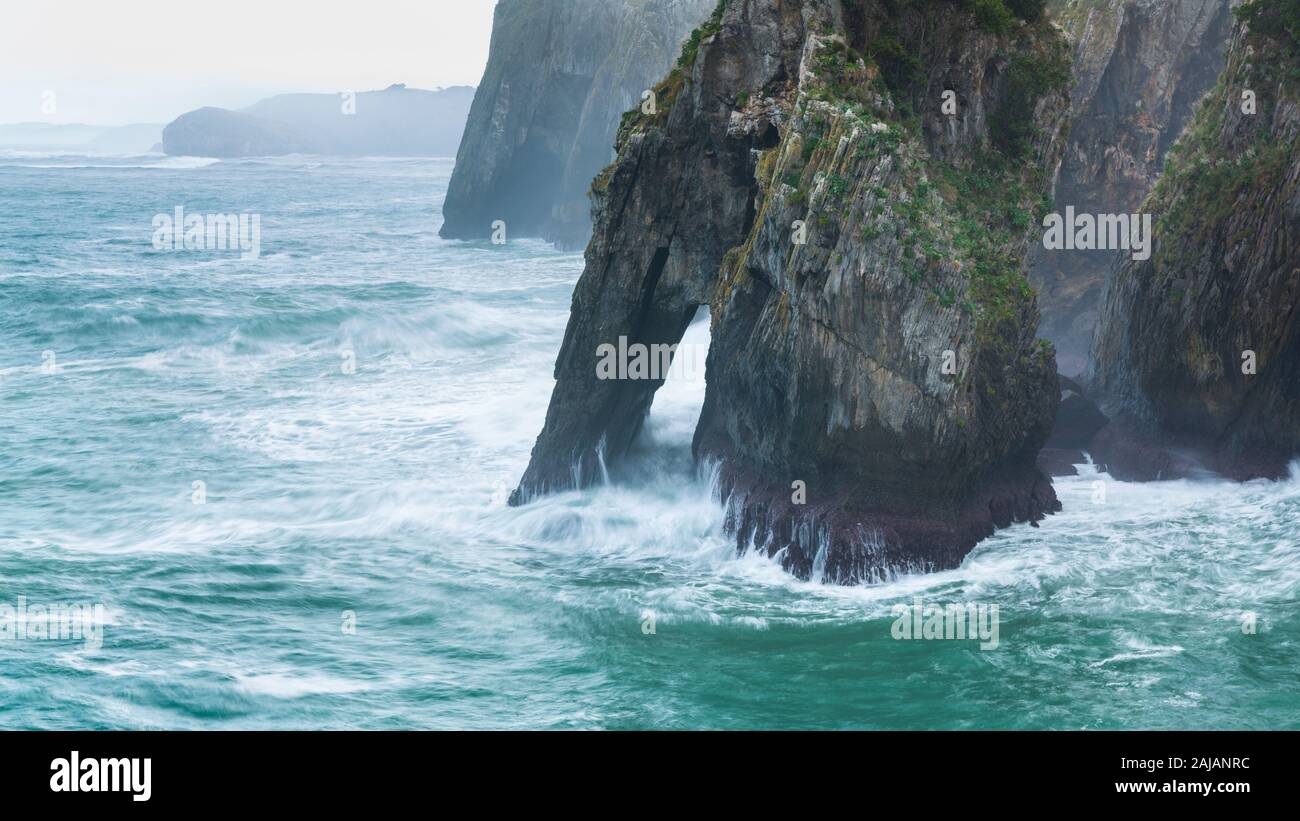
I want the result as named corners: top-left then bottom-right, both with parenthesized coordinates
top-left (0, 155), bottom-right (1295, 729)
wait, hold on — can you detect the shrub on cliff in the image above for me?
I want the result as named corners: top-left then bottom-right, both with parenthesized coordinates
top-left (1236, 0), bottom-right (1300, 76)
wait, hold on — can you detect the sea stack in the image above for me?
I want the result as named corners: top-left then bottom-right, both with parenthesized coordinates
top-left (512, 0), bottom-right (1074, 583)
top-left (1088, 1), bottom-right (1300, 481)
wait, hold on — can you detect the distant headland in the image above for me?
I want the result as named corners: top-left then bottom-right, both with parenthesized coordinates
top-left (162, 84), bottom-right (475, 158)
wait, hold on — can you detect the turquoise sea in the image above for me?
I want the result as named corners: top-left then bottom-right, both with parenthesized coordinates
top-left (0, 151), bottom-right (1296, 729)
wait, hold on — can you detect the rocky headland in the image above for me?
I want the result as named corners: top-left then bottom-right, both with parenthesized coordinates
top-left (512, 0), bottom-right (1075, 582)
top-left (162, 84), bottom-right (475, 158)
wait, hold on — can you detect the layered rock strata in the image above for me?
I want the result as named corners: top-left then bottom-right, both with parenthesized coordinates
top-left (1088, 2), bottom-right (1300, 480)
top-left (514, 0), bottom-right (1076, 582)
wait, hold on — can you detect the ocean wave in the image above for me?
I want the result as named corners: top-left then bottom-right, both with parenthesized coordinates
top-left (4, 156), bottom-right (1296, 730)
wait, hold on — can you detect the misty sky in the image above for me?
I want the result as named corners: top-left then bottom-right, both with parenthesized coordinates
top-left (0, 0), bottom-right (497, 126)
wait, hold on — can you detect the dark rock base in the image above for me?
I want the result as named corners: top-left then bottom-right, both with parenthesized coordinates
top-left (1089, 413), bottom-right (1292, 482)
top-left (717, 463), bottom-right (1060, 585)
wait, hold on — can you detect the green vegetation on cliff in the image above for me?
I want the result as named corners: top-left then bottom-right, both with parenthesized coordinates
top-left (865, 1), bottom-right (1067, 136)
top-left (610, 0), bottom-right (1069, 352)
top-left (1149, 0), bottom-right (1299, 271)
top-left (677, 0), bottom-right (728, 69)
top-left (839, 14), bottom-right (1067, 339)
top-left (993, 43), bottom-right (1072, 157)
top-left (613, 0), bottom-right (726, 152)
top-left (1237, 0), bottom-right (1300, 60)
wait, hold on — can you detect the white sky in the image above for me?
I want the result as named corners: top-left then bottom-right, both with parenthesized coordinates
top-left (0, 0), bottom-right (498, 125)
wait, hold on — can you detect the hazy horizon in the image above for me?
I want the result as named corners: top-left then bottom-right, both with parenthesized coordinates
top-left (0, 0), bottom-right (496, 127)
top-left (0, 81), bottom-right (479, 129)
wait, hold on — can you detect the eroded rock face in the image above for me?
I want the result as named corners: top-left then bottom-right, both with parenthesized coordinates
top-left (438, 0), bottom-right (715, 249)
top-left (1088, 6), bottom-right (1300, 480)
top-left (1029, 0), bottom-right (1234, 374)
top-left (513, 0), bottom-right (1074, 583)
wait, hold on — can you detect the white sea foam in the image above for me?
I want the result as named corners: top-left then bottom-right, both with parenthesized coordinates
top-left (234, 673), bottom-right (372, 698)
top-left (3, 155), bottom-right (1294, 729)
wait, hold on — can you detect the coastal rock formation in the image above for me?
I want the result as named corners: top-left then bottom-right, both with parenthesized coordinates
top-left (439, 0), bottom-right (715, 249)
top-left (1088, 2), bottom-right (1300, 480)
top-left (512, 0), bottom-right (1074, 583)
top-left (162, 85), bottom-right (474, 158)
top-left (1029, 0), bottom-right (1234, 374)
